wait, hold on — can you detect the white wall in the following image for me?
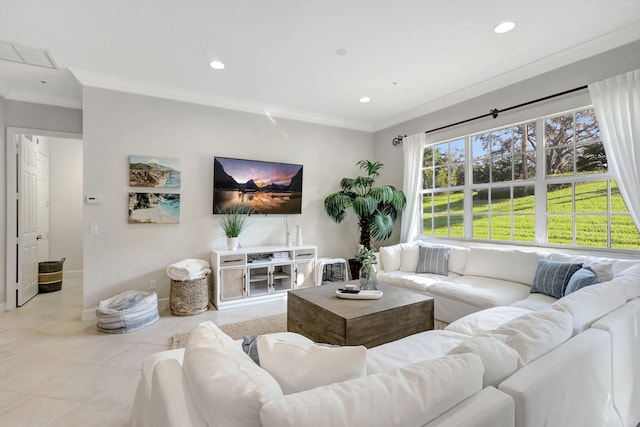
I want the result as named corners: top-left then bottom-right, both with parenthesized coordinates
top-left (1, 98), bottom-right (82, 309)
top-left (49, 137), bottom-right (83, 272)
top-left (82, 87), bottom-right (372, 312)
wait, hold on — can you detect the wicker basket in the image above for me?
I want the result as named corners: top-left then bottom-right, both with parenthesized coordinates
top-left (38, 258), bottom-right (66, 293)
top-left (170, 273), bottom-right (210, 316)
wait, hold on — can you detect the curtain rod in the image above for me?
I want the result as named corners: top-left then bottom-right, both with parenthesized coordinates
top-left (391, 85), bottom-right (589, 146)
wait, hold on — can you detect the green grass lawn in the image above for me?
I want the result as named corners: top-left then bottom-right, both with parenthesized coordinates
top-left (424, 181), bottom-right (640, 250)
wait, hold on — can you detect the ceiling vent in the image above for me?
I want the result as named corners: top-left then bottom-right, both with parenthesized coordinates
top-left (0, 41), bottom-right (57, 69)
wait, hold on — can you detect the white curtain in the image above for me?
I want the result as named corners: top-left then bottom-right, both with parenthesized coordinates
top-left (400, 132), bottom-right (429, 242)
top-left (589, 69), bottom-right (640, 231)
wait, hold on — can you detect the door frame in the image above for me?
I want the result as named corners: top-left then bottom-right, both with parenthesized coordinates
top-left (5, 127), bottom-right (83, 311)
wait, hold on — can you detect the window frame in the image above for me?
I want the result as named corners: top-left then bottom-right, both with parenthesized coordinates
top-left (419, 106), bottom-right (639, 253)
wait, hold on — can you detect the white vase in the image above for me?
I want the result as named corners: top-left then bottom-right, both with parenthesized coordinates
top-left (227, 237), bottom-right (239, 251)
top-left (286, 232), bottom-right (293, 247)
top-left (296, 225), bottom-right (303, 246)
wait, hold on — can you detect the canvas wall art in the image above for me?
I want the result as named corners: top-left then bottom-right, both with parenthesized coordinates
top-left (128, 192), bottom-right (180, 224)
top-left (129, 156), bottom-right (181, 188)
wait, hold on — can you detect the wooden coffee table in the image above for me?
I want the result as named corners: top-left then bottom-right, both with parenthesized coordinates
top-left (287, 282), bottom-right (434, 348)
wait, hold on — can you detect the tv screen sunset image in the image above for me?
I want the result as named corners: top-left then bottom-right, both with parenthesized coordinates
top-left (213, 157), bottom-right (303, 215)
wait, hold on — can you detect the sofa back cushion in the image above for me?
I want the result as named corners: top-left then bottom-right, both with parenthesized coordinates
top-left (449, 335), bottom-right (520, 387)
top-left (259, 353), bottom-right (484, 427)
top-left (399, 244), bottom-right (420, 272)
top-left (464, 248), bottom-right (541, 285)
top-left (182, 321), bottom-right (283, 427)
top-left (488, 308), bottom-right (573, 366)
top-left (256, 335), bottom-right (367, 394)
top-left (379, 244), bottom-right (403, 272)
top-left (553, 281), bottom-right (627, 335)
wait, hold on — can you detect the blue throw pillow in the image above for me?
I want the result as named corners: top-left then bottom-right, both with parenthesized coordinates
top-left (531, 259), bottom-right (583, 299)
top-left (564, 267), bottom-right (601, 296)
top-left (415, 245), bottom-right (450, 275)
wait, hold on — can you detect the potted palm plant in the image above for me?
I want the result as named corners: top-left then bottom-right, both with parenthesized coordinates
top-left (217, 204), bottom-right (252, 251)
top-left (324, 160), bottom-right (406, 277)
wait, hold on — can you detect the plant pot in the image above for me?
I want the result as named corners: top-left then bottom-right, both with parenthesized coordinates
top-left (227, 237), bottom-right (239, 251)
top-left (348, 259), bottom-right (362, 281)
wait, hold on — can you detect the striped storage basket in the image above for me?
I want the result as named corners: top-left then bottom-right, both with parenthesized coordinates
top-left (38, 258), bottom-right (65, 293)
top-left (96, 290), bottom-right (159, 333)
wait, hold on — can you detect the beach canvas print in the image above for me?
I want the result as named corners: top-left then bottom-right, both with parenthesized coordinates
top-left (129, 156), bottom-right (181, 188)
top-left (128, 192), bottom-right (180, 224)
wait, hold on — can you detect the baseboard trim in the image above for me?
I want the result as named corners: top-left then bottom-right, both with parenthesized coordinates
top-left (65, 270), bottom-right (83, 279)
top-left (81, 295), bottom-right (169, 322)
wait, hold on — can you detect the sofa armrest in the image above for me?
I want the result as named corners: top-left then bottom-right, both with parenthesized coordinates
top-left (150, 358), bottom-right (207, 427)
top-left (425, 386), bottom-right (514, 427)
top-left (499, 328), bottom-right (621, 427)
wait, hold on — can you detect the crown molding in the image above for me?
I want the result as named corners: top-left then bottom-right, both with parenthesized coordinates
top-left (373, 21), bottom-right (640, 132)
top-left (1, 90), bottom-right (82, 109)
top-left (70, 68), bottom-right (373, 132)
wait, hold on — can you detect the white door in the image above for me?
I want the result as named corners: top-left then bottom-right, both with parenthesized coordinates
top-left (17, 134), bottom-right (39, 306)
top-left (36, 144), bottom-right (50, 262)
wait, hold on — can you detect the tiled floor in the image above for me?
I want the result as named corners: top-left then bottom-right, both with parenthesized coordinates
top-left (0, 277), bottom-right (286, 426)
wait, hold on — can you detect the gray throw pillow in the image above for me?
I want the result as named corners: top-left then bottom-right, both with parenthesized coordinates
top-left (531, 259), bottom-right (583, 299)
top-left (564, 267), bottom-right (601, 296)
top-left (415, 245), bottom-right (450, 275)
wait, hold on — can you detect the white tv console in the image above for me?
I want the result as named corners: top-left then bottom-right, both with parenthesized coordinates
top-left (210, 245), bottom-right (317, 309)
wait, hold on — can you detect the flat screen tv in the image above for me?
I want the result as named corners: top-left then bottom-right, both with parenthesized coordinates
top-left (213, 157), bottom-right (303, 215)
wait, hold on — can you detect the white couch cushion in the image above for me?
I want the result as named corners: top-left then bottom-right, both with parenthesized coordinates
top-left (489, 308), bottom-right (573, 366)
top-left (399, 272), bottom-right (460, 292)
top-left (609, 263), bottom-right (640, 301)
top-left (449, 334), bottom-right (520, 387)
top-left (446, 306), bottom-right (533, 336)
top-left (448, 246), bottom-right (469, 275)
top-left (400, 244), bottom-right (420, 272)
top-left (260, 353), bottom-right (484, 427)
top-left (379, 244), bottom-right (402, 272)
top-left (367, 330), bottom-right (470, 374)
top-left (509, 293), bottom-right (557, 311)
top-left (256, 335), bottom-right (367, 394)
top-left (182, 321), bottom-right (283, 427)
top-left (429, 276), bottom-right (531, 310)
top-left (553, 281), bottom-right (627, 335)
top-left (464, 248), bottom-right (541, 285)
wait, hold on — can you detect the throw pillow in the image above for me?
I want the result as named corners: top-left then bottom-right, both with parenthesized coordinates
top-left (256, 335), bottom-right (367, 394)
top-left (564, 267), bottom-right (601, 296)
top-left (415, 244), bottom-right (451, 275)
top-left (181, 321), bottom-right (283, 427)
top-left (531, 259), bottom-right (583, 299)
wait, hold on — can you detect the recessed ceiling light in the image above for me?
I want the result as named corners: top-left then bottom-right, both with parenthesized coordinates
top-left (359, 96), bottom-right (371, 103)
top-left (335, 49), bottom-right (347, 56)
top-left (209, 60), bottom-right (225, 70)
top-left (494, 21), bottom-right (516, 34)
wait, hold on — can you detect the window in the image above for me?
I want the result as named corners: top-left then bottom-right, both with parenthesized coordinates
top-left (420, 107), bottom-right (640, 250)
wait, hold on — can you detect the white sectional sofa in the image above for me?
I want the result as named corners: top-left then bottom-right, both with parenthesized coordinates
top-left (376, 240), bottom-right (638, 323)
top-left (131, 324), bottom-right (515, 427)
top-left (131, 241), bottom-right (640, 427)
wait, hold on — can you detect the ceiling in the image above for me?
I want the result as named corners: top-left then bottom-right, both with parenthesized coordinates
top-left (1, 1), bottom-right (639, 132)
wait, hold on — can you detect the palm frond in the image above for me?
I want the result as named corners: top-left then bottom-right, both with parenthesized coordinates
top-left (352, 195), bottom-right (378, 217)
top-left (370, 214), bottom-right (394, 240)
